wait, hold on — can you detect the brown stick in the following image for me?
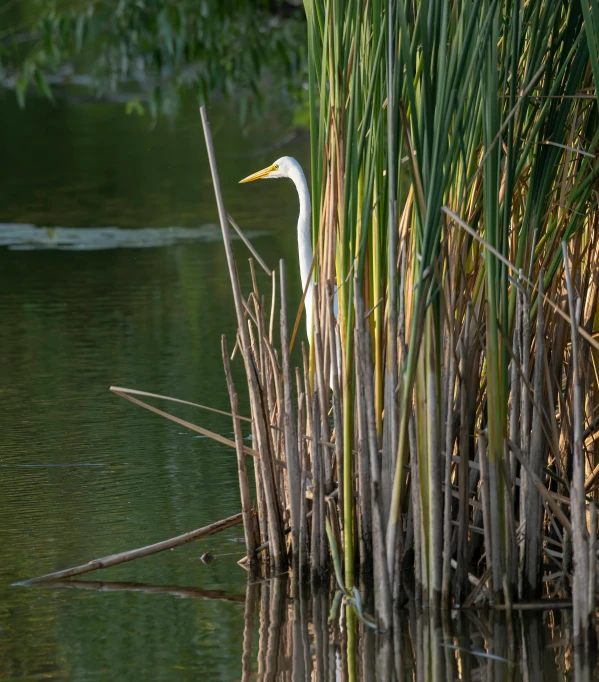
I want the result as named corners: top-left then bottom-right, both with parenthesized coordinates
top-left (441, 294), bottom-right (457, 607)
top-left (222, 335), bottom-right (257, 562)
top-left (19, 513), bottom-right (244, 584)
top-left (355, 280), bottom-right (391, 630)
top-left (279, 261), bottom-right (302, 573)
top-left (310, 394), bottom-right (325, 580)
top-left (522, 274), bottom-right (546, 598)
top-left (200, 106), bottom-right (286, 572)
top-left (110, 388), bottom-right (259, 457)
top-left (226, 212), bottom-right (271, 276)
top-left (563, 243), bottom-right (592, 648)
top-left (110, 385), bottom-right (252, 422)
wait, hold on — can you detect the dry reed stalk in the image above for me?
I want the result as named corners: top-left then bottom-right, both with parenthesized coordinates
top-left (426, 312), bottom-right (442, 602)
top-left (262, 333), bottom-right (288, 534)
top-left (503, 439), bottom-right (519, 598)
top-left (312, 285), bottom-right (333, 494)
top-left (109, 386), bottom-right (252, 423)
top-left (301, 342), bottom-right (314, 469)
top-left (226, 213), bottom-right (271, 276)
top-left (488, 443), bottom-right (505, 597)
top-left (200, 106), bottom-right (287, 572)
top-left (518, 287), bottom-right (531, 598)
top-left (110, 388), bottom-right (260, 457)
top-left (441, 287), bottom-right (457, 607)
top-left (587, 503), bottom-right (596, 637)
top-left (522, 274), bottom-right (546, 598)
top-left (327, 280), bottom-right (343, 523)
top-left (354, 327), bottom-right (373, 574)
top-left (22, 513), bottom-right (244, 584)
top-left (295, 367), bottom-right (306, 470)
top-left (222, 335), bottom-right (257, 562)
top-left (510, 442), bottom-right (572, 534)
top-left (563, 243), bottom-right (593, 649)
top-left (509, 291), bottom-right (521, 494)
top-left (279, 261), bottom-right (302, 575)
top-left (310, 394), bottom-right (326, 581)
top-left (478, 431), bottom-right (494, 581)
top-left (255, 456), bottom-right (268, 549)
top-left (456, 310), bottom-right (471, 604)
top-left (355, 280), bottom-right (392, 630)
top-left (294, 367), bottom-right (310, 578)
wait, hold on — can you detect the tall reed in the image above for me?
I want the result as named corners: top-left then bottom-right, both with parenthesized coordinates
top-left (186, 0), bottom-right (599, 647)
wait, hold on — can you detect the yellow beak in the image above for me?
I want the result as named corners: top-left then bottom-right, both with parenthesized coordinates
top-left (239, 165), bottom-right (276, 183)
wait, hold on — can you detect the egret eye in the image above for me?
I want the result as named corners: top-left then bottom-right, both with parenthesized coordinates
top-left (273, 164), bottom-right (279, 170)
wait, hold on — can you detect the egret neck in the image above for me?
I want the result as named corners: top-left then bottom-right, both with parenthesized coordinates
top-left (287, 160), bottom-right (313, 340)
top-left (239, 156), bottom-right (314, 340)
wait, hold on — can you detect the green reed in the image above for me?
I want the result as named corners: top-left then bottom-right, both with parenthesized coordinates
top-left (302, 0), bottom-right (599, 644)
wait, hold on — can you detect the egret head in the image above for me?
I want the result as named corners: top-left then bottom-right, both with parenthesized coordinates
top-left (239, 156), bottom-right (297, 183)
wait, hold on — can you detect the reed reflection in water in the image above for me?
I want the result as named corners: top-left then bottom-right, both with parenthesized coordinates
top-left (38, 576), bottom-right (597, 679)
top-left (238, 576), bottom-right (597, 681)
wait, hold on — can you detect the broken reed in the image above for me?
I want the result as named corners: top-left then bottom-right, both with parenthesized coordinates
top-left (199, 0), bottom-right (599, 647)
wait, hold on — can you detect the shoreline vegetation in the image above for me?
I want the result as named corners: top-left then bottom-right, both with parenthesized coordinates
top-left (196, 0), bottom-right (599, 652)
top-left (21, 0), bottom-right (599, 670)
top-left (0, 0), bottom-right (306, 118)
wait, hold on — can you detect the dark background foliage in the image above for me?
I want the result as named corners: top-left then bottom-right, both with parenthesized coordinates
top-left (0, 0), bottom-right (307, 117)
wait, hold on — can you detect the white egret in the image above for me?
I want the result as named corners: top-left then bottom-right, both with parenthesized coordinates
top-left (239, 157), bottom-right (314, 340)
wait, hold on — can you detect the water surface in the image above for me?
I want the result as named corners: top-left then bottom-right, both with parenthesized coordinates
top-left (0, 92), bottom-right (307, 680)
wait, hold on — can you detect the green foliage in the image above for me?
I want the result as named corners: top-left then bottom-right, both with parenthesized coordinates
top-left (0, 0), bottom-right (306, 117)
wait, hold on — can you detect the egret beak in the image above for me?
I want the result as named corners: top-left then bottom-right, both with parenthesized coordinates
top-left (239, 165), bottom-right (276, 183)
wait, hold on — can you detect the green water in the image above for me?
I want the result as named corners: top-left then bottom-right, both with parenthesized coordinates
top-left (0, 92), bottom-right (307, 680)
top-left (0, 93), bottom-right (597, 681)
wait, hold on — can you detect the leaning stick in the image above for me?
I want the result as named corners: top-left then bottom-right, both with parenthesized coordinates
top-left (226, 213), bottom-right (271, 276)
top-left (18, 512), bottom-right (243, 585)
top-left (110, 387), bottom-right (259, 457)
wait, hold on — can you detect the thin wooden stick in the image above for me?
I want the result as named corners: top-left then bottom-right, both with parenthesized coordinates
top-left (355, 280), bottom-right (391, 630)
top-left (200, 106), bottom-right (286, 572)
top-left (279, 260), bottom-right (302, 573)
top-left (111, 388), bottom-right (259, 457)
top-left (522, 273), bottom-right (545, 598)
top-left (509, 442), bottom-right (572, 534)
top-left (226, 212), bottom-right (272, 276)
top-left (311, 394), bottom-right (325, 581)
top-left (354, 328), bottom-right (372, 574)
top-left (222, 335), bottom-right (257, 563)
top-left (109, 386), bottom-right (251, 422)
top-left (441, 292), bottom-right (457, 607)
top-left (20, 513), bottom-right (243, 584)
top-left (563, 242), bottom-right (592, 648)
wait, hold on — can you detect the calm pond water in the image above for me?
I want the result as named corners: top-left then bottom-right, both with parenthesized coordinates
top-left (0, 92), bottom-right (596, 681)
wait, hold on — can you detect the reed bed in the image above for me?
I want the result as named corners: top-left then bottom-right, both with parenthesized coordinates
top-left (116, 0), bottom-right (599, 652)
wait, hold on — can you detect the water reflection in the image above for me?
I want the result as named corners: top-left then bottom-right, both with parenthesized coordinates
top-left (235, 575), bottom-right (597, 681)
